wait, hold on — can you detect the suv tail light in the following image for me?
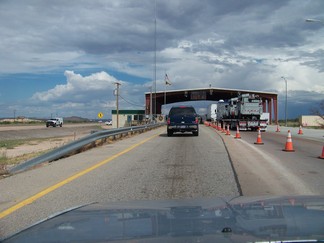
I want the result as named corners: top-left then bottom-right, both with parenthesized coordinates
top-left (167, 117), bottom-right (170, 125)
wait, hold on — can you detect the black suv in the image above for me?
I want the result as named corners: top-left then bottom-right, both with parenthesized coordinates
top-left (167, 106), bottom-right (199, 137)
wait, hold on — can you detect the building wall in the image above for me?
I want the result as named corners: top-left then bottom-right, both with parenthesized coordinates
top-left (299, 115), bottom-right (323, 127)
top-left (112, 114), bottom-right (129, 128)
top-left (112, 113), bottom-right (146, 128)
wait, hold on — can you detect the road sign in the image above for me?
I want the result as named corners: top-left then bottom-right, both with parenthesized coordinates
top-left (98, 112), bottom-right (103, 119)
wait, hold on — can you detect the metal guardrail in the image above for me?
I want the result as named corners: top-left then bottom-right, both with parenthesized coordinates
top-left (9, 123), bottom-right (165, 174)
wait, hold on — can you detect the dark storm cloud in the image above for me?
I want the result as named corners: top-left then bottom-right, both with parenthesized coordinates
top-left (0, 0), bottom-right (156, 55)
top-left (281, 90), bottom-right (324, 118)
top-left (299, 50), bottom-right (324, 73)
top-left (1, 0), bottom-right (322, 59)
top-left (0, 0), bottom-right (290, 56)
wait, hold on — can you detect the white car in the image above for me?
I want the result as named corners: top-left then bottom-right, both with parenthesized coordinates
top-left (105, 120), bottom-right (112, 125)
top-left (46, 118), bottom-right (63, 127)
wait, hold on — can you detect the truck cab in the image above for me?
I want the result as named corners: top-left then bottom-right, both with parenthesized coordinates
top-left (229, 98), bottom-right (238, 118)
top-left (237, 94), bottom-right (262, 120)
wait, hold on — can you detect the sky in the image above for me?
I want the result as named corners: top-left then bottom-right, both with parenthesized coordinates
top-left (0, 0), bottom-right (323, 120)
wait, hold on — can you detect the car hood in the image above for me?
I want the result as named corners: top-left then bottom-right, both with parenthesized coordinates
top-left (3, 195), bottom-right (324, 242)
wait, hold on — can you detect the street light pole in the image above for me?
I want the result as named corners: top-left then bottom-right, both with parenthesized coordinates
top-left (114, 82), bottom-right (121, 128)
top-left (281, 76), bottom-right (288, 126)
top-left (153, 0), bottom-right (157, 119)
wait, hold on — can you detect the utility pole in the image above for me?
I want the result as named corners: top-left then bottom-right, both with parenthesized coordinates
top-left (114, 82), bottom-right (121, 128)
top-left (149, 86), bottom-right (153, 122)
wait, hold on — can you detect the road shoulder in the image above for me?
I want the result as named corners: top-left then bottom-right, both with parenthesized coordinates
top-left (210, 127), bottom-right (315, 196)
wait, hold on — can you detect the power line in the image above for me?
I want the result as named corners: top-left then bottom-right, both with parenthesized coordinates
top-left (119, 95), bottom-right (145, 107)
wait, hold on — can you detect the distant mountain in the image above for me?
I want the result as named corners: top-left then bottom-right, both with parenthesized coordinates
top-left (63, 116), bottom-right (91, 122)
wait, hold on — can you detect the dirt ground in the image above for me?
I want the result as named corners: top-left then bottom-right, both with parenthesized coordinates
top-left (0, 123), bottom-right (106, 163)
top-left (0, 135), bottom-right (83, 159)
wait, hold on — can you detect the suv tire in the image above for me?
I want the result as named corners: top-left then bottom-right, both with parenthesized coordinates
top-left (167, 130), bottom-right (173, 137)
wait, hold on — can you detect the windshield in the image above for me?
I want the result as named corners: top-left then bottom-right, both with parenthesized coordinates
top-left (0, 1), bottom-right (323, 242)
top-left (169, 107), bottom-right (196, 116)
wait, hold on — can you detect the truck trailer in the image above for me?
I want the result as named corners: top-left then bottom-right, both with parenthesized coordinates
top-left (206, 104), bottom-right (217, 121)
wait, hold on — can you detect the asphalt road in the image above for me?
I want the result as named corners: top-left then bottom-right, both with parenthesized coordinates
top-left (0, 124), bottom-right (323, 239)
top-left (0, 125), bottom-right (240, 239)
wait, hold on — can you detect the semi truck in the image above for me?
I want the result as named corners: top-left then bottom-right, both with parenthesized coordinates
top-left (216, 93), bottom-right (267, 131)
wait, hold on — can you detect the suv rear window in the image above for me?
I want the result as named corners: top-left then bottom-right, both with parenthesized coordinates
top-left (169, 107), bottom-right (196, 116)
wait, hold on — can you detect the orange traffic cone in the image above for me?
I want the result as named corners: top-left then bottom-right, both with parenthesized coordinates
top-left (298, 125), bottom-right (303, 135)
top-left (283, 130), bottom-right (295, 152)
top-left (225, 125), bottom-right (231, 135)
top-left (319, 146), bottom-right (324, 159)
top-left (276, 124), bottom-right (280, 132)
top-left (254, 128), bottom-right (264, 145)
top-left (234, 125), bottom-right (241, 139)
top-left (222, 123), bottom-right (226, 133)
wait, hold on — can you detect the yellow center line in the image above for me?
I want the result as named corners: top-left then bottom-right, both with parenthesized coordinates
top-left (0, 132), bottom-right (161, 220)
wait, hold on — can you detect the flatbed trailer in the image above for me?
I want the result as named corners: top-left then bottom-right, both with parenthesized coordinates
top-left (219, 119), bottom-right (268, 131)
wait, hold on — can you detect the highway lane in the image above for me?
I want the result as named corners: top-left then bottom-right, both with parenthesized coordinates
top-left (0, 123), bottom-right (101, 131)
top-left (0, 125), bottom-right (240, 239)
top-left (212, 124), bottom-right (324, 196)
top-left (0, 123), bottom-right (103, 140)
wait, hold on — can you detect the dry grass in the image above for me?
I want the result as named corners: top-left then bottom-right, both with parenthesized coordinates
top-left (0, 149), bottom-right (53, 177)
top-left (1, 150), bottom-right (48, 165)
top-left (0, 140), bottom-right (26, 149)
top-left (0, 129), bottom-right (141, 177)
top-left (0, 137), bottom-right (64, 177)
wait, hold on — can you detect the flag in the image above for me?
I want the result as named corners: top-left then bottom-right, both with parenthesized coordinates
top-left (165, 73), bottom-right (171, 85)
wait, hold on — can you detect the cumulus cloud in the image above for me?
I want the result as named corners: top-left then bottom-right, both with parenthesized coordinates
top-left (32, 71), bottom-right (120, 102)
top-left (27, 70), bottom-right (147, 118)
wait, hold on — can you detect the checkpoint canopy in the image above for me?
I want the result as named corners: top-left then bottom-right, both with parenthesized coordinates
top-left (145, 87), bottom-right (278, 124)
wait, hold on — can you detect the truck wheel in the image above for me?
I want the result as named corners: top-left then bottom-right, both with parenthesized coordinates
top-left (167, 130), bottom-right (173, 137)
top-left (193, 131), bottom-right (199, 136)
top-left (60, 124), bottom-right (62, 127)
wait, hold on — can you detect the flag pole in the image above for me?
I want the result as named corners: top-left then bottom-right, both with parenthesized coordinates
top-left (164, 73), bottom-right (166, 106)
top-left (164, 73), bottom-right (171, 108)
